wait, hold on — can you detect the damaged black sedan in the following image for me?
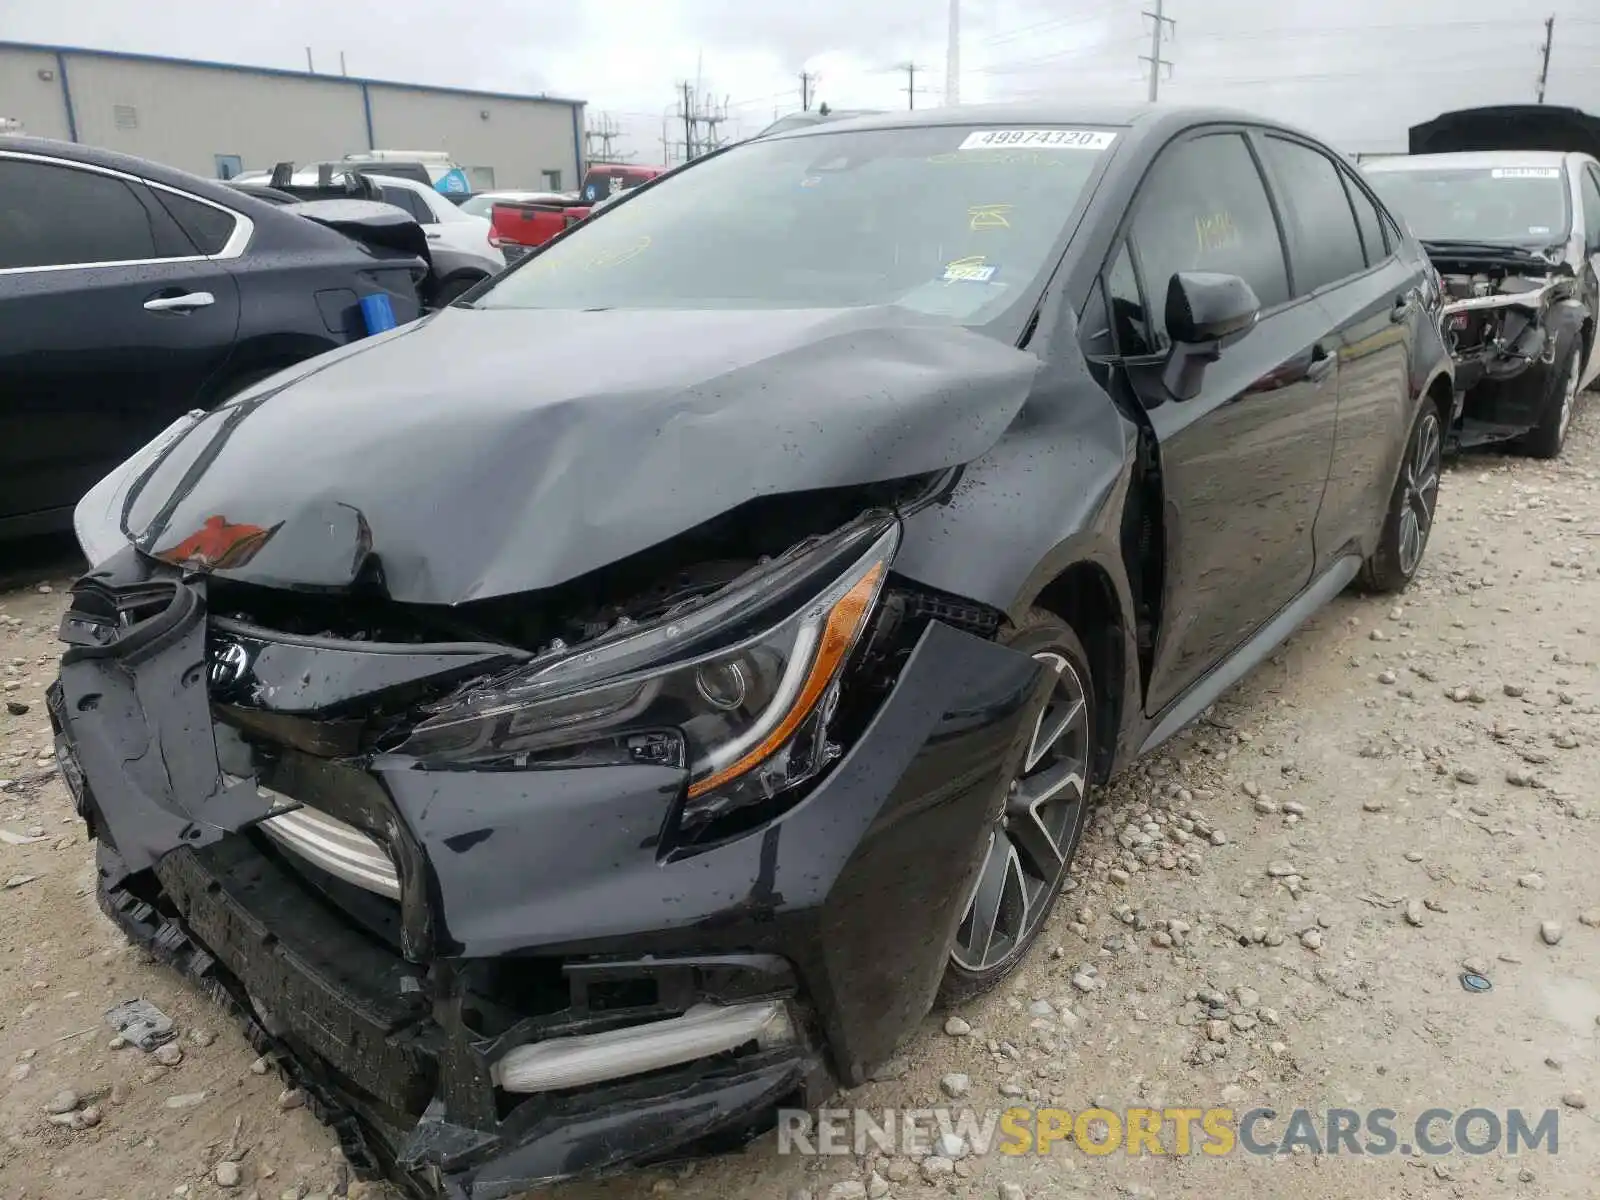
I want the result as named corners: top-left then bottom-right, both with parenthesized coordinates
top-left (50, 103), bottom-right (1451, 1198)
top-left (1364, 149), bottom-right (1600, 457)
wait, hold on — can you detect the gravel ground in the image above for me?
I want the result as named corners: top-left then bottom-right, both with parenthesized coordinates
top-left (2, 404), bottom-right (1599, 1200)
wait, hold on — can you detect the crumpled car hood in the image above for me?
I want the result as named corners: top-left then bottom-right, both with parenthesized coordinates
top-left (123, 305), bottom-right (1039, 604)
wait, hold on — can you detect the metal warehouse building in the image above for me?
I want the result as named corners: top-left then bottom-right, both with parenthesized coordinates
top-left (0, 41), bottom-right (585, 191)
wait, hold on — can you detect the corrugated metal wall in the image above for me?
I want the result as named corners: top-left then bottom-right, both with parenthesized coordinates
top-left (0, 43), bottom-right (583, 189)
top-left (0, 47), bottom-right (74, 141)
top-left (367, 84), bottom-right (580, 191)
top-left (62, 56), bottom-right (370, 175)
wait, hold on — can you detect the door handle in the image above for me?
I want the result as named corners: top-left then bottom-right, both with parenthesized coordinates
top-left (1307, 345), bottom-right (1337, 383)
top-left (1390, 292), bottom-right (1415, 323)
top-left (144, 291), bottom-right (215, 312)
top-left (425, 230), bottom-right (442, 240)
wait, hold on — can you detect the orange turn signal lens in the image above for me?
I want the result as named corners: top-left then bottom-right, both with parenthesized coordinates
top-left (685, 562), bottom-right (885, 799)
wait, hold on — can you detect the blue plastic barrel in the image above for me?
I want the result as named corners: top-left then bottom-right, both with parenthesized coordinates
top-left (359, 293), bottom-right (397, 335)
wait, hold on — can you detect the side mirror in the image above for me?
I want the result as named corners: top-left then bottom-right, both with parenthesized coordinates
top-left (1161, 271), bottom-right (1260, 401)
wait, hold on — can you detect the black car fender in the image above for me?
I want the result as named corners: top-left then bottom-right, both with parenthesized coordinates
top-left (894, 349), bottom-right (1143, 776)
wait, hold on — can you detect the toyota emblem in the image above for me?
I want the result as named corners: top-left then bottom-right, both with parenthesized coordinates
top-left (209, 641), bottom-right (252, 689)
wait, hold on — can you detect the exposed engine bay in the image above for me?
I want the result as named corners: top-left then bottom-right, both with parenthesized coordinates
top-left (1429, 242), bottom-right (1574, 392)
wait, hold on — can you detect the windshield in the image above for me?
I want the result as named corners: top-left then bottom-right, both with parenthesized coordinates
top-left (459, 194), bottom-right (495, 218)
top-left (476, 124), bottom-right (1117, 326)
top-left (1365, 165), bottom-right (1569, 246)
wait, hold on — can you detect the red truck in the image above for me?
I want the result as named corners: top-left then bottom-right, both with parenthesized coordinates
top-left (489, 164), bottom-right (665, 263)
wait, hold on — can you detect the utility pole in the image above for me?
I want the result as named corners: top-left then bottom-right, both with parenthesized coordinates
top-left (672, 85), bottom-right (728, 163)
top-left (305, 47), bottom-right (314, 73)
top-left (1140, 0), bottom-right (1175, 102)
top-left (799, 70), bottom-right (819, 111)
top-left (680, 81), bottom-right (696, 161)
top-left (898, 62), bottom-right (931, 110)
top-left (1537, 15), bottom-right (1555, 103)
top-left (585, 113), bottom-right (631, 164)
top-left (945, 0), bottom-right (960, 105)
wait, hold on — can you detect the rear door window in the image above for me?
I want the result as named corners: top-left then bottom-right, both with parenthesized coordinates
top-left (0, 158), bottom-right (174, 269)
top-left (1128, 131), bottom-right (1291, 347)
top-left (380, 185), bottom-right (435, 224)
top-left (154, 190), bottom-right (240, 255)
top-left (1261, 136), bottom-right (1369, 294)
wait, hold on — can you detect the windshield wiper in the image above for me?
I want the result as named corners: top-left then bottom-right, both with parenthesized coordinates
top-left (1421, 239), bottom-right (1544, 258)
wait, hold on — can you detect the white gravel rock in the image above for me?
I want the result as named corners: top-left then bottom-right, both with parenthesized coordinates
top-left (940, 1072), bottom-right (971, 1099)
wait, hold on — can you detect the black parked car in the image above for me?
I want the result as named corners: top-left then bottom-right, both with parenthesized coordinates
top-left (225, 168), bottom-right (501, 310)
top-left (51, 104), bottom-right (1449, 1196)
top-left (0, 138), bottom-right (424, 540)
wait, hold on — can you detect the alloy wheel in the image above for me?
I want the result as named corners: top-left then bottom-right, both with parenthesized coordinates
top-left (950, 650), bottom-right (1091, 974)
top-left (1397, 410), bottom-right (1442, 578)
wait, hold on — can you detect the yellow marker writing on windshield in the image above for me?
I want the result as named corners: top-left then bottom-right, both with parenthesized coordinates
top-left (969, 204), bottom-right (1013, 230)
top-left (942, 255), bottom-right (996, 283)
top-left (588, 236), bottom-right (652, 269)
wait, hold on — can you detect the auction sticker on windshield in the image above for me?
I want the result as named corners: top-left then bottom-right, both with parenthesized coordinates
top-left (1491, 167), bottom-right (1560, 179)
top-left (959, 129), bottom-right (1116, 151)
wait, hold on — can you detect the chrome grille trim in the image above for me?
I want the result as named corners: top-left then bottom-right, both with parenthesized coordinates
top-left (259, 804), bottom-right (401, 900)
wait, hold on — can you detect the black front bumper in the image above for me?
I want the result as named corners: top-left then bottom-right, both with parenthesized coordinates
top-left (97, 838), bottom-right (826, 1198)
top-left (49, 552), bottom-right (1048, 1196)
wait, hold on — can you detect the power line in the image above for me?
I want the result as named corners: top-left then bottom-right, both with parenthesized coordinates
top-left (1174, 61), bottom-right (1567, 89)
top-left (1140, 0), bottom-right (1175, 101)
top-left (1178, 15), bottom-right (1600, 42)
top-left (981, 2), bottom-right (1129, 47)
top-left (978, 37), bottom-right (1146, 75)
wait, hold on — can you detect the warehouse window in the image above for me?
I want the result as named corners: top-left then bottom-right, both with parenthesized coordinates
top-left (542, 169), bottom-right (562, 190)
top-left (113, 104), bottom-right (139, 130)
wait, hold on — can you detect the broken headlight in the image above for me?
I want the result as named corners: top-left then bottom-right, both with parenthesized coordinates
top-left (401, 517), bottom-right (898, 825)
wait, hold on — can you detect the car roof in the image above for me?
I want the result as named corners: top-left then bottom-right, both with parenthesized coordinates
top-left (766, 101), bottom-right (1273, 135)
top-left (0, 134), bottom-right (283, 211)
top-left (1364, 150), bottom-right (1572, 172)
top-left (755, 101), bottom-right (1335, 157)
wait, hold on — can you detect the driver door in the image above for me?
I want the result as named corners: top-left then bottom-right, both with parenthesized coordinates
top-left (1096, 129), bottom-right (1341, 714)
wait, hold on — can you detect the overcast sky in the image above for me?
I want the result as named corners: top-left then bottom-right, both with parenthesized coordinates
top-left (10, 0), bottom-right (1600, 162)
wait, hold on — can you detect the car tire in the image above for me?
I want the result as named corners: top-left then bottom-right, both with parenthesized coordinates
top-left (1515, 331), bottom-right (1582, 460)
top-left (1358, 398), bottom-right (1442, 595)
top-left (430, 275), bottom-right (484, 308)
top-left (940, 610), bottom-right (1097, 1004)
